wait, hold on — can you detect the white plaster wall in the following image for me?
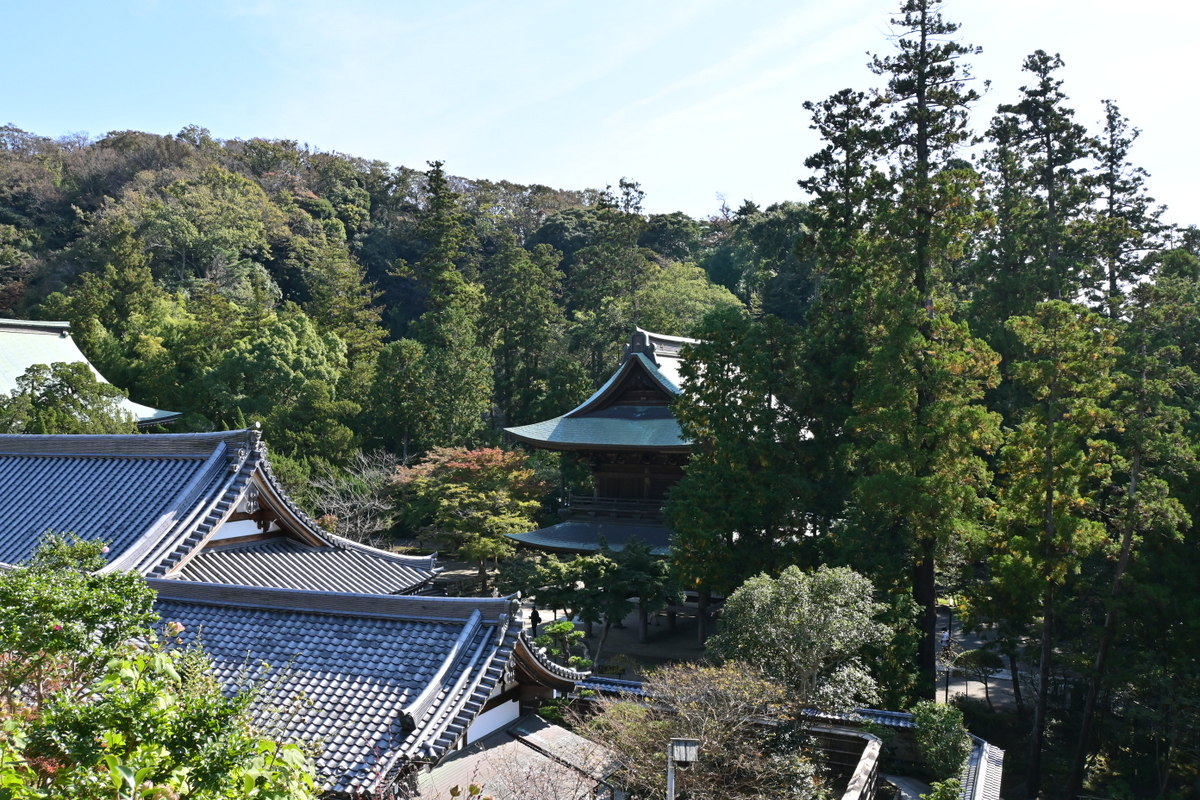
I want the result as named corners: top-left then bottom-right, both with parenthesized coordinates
top-left (210, 519), bottom-right (269, 541)
top-left (465, 699), bottom-right (520, 744)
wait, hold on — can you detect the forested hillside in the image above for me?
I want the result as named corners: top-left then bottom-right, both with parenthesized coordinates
top-left (4, 0), bottom-right (1200, 793)
top-left (0, 127), bottom-right (740, 467)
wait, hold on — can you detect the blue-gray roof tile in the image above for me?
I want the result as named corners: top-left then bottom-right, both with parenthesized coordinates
top-left (152, 581), bottom-right (520, 797)
top-left (0, 431), bottom-right (437, 594)
top-left (170, 536), bottom-right (436, 594)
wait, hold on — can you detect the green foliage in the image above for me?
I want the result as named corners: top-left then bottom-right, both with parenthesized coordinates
top-left (668, 307), bottom-right (814, 595)
top-left (639, 212), bottom-right (703, 262)
top-left (0, 536), bottom-right (318, 799)
top-left (708, 565), bottom-right (891, 712)
top-left (995, 300), bottom-right (1119, 794)
top-left (481, 235), bottom-right (568, 426)
top-left (497, 553), bottom-right (577, 620)
top-left (910, 701), bottom-right (970, 782)
top-left (609, 538), bottom-right (679, 623)
top-left (500, 541), bottom-right (677, 666)
top-left (700, 201), bottom-right (815, 313)
top-left (996, 301), bottom-right (1118, 588)
top-left (409, 277), bottom-right (493, 448)
top-left (629, 261), bottom-right (741, 336)
top-left (0, 362), bottom-right (137, 434)
top-left (920, 778), bottom-right (962, 800)
top-left (0, 533), bottom-right (155, 712)
top-left (395, 447), bottom-right (549, 582)
top-left (533, 620), bottom-right (589, 671)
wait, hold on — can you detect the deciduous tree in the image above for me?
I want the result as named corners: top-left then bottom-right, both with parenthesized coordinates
top-left (394, 448), bottom-right (549, 587)
top-left (708, 565), bottom-right (891, 712)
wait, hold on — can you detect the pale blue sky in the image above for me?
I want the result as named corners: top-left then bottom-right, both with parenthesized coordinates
top-left (6, 1), bottom-right (1198, 226)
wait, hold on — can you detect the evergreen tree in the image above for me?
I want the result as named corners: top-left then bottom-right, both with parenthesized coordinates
top-left (401, 162), bottom-right (494, 449)
top-left (480, 234), bottom-right (567, 426)
top-left (1088, 100), bottom-right (1167, 318)
top-left (1068, 276), bottom-right (1197, 795)
top-left (667, 307), bottom-right (812, 640)
top-left (0, 362), bottom-right (138, 434)
top-left (994, 301), bottom-right (1118, 797)
top-left (989, 51), bottom-right (1095, 305)
top-left (839, 0), bottom-right (999, 694)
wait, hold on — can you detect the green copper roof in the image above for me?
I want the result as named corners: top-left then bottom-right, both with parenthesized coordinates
top-left (506, 406), bottom-right (686, 450)
top-left (505, 329), bottom-right (694, 451)
top-left (507, 520), bottom-right (671, 555)
top-left (0, 320), bottom-right (179, 425)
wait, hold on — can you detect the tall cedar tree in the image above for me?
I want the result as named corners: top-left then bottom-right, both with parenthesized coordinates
top-left (995, 301), bottom-right (1118, 798)
top-left (1067, 279), bottom-right (1195, 796)
top-left (1089, 100), bottom-right (1167, 318)
top-left (668, 307), bottom-right (812, 641)
top-left (993, 51), bottom-right (1095, 306)
top-left (404, 162), bottom-right (493, 449)
top-left (480, 232), bottom-right (567, 426)
top-left (849, 0), bottom-right (1000, 694)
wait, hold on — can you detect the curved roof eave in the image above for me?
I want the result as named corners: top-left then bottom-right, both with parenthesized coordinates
top-left (504, 415), bottom-right (690, 451)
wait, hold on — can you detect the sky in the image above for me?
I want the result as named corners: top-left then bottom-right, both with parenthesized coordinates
top-left (5, 0), bottom-right (1199, 226)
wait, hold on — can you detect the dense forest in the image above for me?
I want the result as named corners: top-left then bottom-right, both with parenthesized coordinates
top-left (4, 0), bottom-right (1200, 796)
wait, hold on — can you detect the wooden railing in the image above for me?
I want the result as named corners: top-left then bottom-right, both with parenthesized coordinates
top-left (561, 493), bottom-right (664, 522)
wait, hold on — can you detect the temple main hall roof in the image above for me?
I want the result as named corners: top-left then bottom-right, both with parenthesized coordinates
top-left (0, 320), bottom-right (180, 426)
top-left (504, 328), bottom-right (696, 452)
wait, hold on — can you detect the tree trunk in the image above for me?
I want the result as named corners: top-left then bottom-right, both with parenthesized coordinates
top-left (1008, 650), bottom-right (1025, 715)
top-left (1026, 584), bottom-right (1055, 799)
top-left (593, 621), bottom-right (612, 669)
top-left (697, 589), bottom-right (711, 644)
top-left (638, 600), bottom-right (649, 643)
top-left (915, 537), bottom-right (938, 698)
top-left (1068, 446), bottom-right (1142, 798)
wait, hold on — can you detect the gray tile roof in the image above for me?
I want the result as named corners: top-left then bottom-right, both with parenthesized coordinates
top-left (0, 320), bottom-right (179, 425)
top-left (0, 431), bottom-right (243, 566)
top-left (151, 580), bottom-right (521, 798)
top-left (962, 737), bottom-right (1005, 800)
top-left (172, 537), bottom-right (437, 594)
top-left (0, 430), bottom-right (437, 595)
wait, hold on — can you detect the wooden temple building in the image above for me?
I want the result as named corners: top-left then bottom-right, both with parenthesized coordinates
top-left (504, 328), bottom-right (695, 556)
top-left (0, 429), bottom-right (590, 798)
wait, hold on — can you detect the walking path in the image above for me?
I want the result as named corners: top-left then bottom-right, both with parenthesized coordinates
top-left (884, 774), bottom-right (934, 798)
